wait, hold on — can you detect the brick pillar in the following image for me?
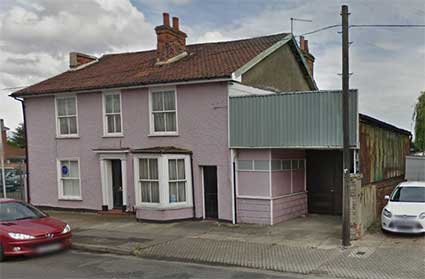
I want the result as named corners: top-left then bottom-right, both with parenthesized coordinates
top-left (349, 174), bottom-right (363, 240)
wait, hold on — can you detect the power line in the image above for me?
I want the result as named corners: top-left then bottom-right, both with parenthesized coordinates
top-left (350, 24), bottom-right (425, 28)
top-left (297, 23), bottom-right (425, 37)
top-left (297, 24), bottom-right (341, 37)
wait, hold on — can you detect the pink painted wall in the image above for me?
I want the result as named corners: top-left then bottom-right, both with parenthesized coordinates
top-left (271, 149), bottom-right (305, 197)
top-left (238, 172), bottom-right (270, 196)
top-left (271, 171), bottom-right (291, 196)
top-left (272, 193), bottom-right (307, 224)
top-left (25, 82), bottom-right (233, 221)
top-left (237, 149), bottom-right (270, 197)
top-left (237, 198), bottom-right (271, 224)
top-left (238, 149), bottom-right (270, 160)
top-left (136, 207), bottom-right (193, 221)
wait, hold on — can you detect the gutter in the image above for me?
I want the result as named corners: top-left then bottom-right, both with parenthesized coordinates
top-left (12, 96), bottom-right (30, 203)
top-left (10, 77), bottom-right (233, 99)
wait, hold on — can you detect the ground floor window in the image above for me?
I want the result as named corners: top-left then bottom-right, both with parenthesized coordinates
top-left (57, 159), bottom-right (81, 200)
top-left (139, 158), bottom-right (159, 203)
top-left (134, 154), bottom-right (192, 208)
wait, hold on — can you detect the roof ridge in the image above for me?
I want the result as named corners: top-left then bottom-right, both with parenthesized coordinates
top-left (103, 32), bottom-right (289, 57)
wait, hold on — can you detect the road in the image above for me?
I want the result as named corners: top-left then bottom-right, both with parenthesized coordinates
top-left (0, 250), bottom-right (312, 279)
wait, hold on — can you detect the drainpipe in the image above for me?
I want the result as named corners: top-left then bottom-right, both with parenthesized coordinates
top-left (190, 154), bottom-right (196, 219)
top-left (230, 149), bottom-right (237, 224)
top-left (12, 96), bottom-right (30, 203)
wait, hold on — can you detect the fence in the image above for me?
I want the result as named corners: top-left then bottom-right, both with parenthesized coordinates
top-left (0, 164), bottom-right (26, 201)
top-left (406, 155), bottom-right (425, 181)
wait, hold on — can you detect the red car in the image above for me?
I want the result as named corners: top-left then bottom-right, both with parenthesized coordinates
top-left (0, 199), bottom-right (72, 261)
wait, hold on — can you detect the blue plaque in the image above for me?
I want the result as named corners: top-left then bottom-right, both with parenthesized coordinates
top-left (62, 165), bottom-right (69, 176)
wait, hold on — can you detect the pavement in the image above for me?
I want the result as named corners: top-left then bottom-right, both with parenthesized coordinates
top-left (48, 211), bottom-right (425, 279)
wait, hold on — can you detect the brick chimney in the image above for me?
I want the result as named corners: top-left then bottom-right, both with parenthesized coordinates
top-left (299, 36), bottom-right (315, 77)
top-left (69, 52), bottom-right (97, 69)
top-left (155, 13), bottom-right (188, 64)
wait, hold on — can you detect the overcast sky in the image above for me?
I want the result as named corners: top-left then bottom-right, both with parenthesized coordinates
top-left (0, 0), bottom-right (424, 135)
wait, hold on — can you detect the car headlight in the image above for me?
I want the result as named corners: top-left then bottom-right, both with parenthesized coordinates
top-left (8, 232), bottom-right (35, 240)
top-left (383, 208), bottom-right (392, 218)
top-left (61, 224), bottom-right (71, 234)
top-left (419, 212), bottom-right (425, 220)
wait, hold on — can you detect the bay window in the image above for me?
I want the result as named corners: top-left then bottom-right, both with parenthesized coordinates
top-left (168, 159), bottom-right (186, 203)
top-left (139, 158), bottom-right (159, 203)
top-left (134, 154), bottom-right (191, 208)
top-left (56, 96), bottom-right (78, 137)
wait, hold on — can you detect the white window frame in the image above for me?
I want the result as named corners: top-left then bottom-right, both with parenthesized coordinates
top-left (148, 86), bottom-right (179, 136)
top-left (167, 157), bottom-right (188, 204)
top-left (57, 158), bottom-right (82, 200)
top-left (102, 91), bottom-right (123, 137)
top-left (139, 157), bottom-right (160, 205)
top-left (55, 95), bottom-right (79, 138)
top-left (133, 154), bottom-right (192, 209)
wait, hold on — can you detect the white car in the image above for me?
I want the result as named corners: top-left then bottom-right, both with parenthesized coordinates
top-left (381, 181), bottom-right (425, 234)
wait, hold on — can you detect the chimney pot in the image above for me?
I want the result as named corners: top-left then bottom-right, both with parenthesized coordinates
top-left (299, 36), bottom-right (306, 51)
top-left (163, 12), bottom-right (170, 26)
top-left (298, 36), bottom-right (314, 77)
top-left (172, 17), bottom-right (179, 31)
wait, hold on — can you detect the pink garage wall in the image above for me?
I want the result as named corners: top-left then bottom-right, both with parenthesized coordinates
top-left (237, 149), bottom-right (270, 197)
top-left (273, 193), bottom-right (307, 224)
top-left (271, 149), bottom-right (305, 197)
top-left (235, 149), bottom-right (307, 225)
top-left (24, 82), bottom-right (233, 221)
top-left (237, 198), bottom-right (271, 224)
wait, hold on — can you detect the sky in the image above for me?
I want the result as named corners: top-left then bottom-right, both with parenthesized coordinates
top-left (0, 0), bottom-right (424, 135)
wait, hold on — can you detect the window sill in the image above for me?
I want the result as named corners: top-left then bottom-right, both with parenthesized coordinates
top-left (135, 204), bottom-right (192, 211)
top-left (102, 134), bottom-right (124, 138)
top-left (56, 135), bottom-right (80, 139)
top-left (58, 197), bottom-right (82, 201)
top-left (148, 133), bottom-right (179, 137)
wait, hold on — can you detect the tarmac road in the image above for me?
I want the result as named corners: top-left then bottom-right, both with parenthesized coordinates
top-left (0, 249), bottom-right (321, 279)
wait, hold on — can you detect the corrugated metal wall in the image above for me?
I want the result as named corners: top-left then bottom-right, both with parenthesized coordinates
top-left (360, 122), bottom-right (410, 185)
top-left (229, 90), bottom-right (358, 148)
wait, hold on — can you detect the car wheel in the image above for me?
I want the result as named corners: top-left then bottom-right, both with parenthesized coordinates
top-left (0, 244), bottom-right (4, 262)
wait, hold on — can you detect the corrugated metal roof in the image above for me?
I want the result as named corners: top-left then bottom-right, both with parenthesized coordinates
top-left (229, 90), bottom-right (358, 148)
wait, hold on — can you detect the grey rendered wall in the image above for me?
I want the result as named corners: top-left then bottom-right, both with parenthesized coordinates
top-left (241, 44), bottom-right (312, 92)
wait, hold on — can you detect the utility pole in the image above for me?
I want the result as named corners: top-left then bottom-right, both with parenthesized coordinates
top-left (341, 5), bottom-right (351, 247)
top-left (0, 119), bottom-right (6, 198)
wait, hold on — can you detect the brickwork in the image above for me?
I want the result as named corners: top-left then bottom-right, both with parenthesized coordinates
top-left (349, 174), bottom-right (363, 240)
top-left (373, 176), bottom-right (404, 217)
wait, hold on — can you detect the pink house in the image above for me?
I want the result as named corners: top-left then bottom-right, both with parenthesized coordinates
top-left (10, 13), bottom-right (320, 224)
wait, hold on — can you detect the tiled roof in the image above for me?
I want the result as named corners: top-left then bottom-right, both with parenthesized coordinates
top-left (11, 33), bottom-right (290, 97)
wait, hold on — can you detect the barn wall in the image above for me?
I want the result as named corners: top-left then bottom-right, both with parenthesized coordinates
top-left (359, 121), bottom-right (410, 186)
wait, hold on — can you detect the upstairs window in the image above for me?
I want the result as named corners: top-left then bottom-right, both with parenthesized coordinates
top-left (150, 89), bottom-right (177, 134)
top-left (103, 92), bottom-right (122, 135)
top-left (56, 96), bottom-right (78, 137)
